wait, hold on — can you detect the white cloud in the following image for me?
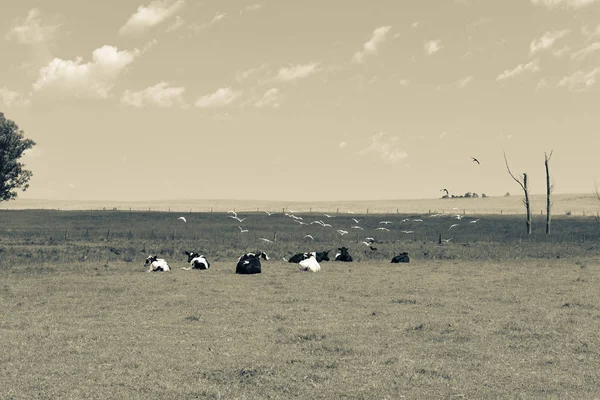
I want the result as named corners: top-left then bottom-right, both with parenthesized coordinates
top-left (359, 132), bottom-right (408, 164)
top-left (236, 64), bottom-right (269, 83)
top-left (456, 76), bottom-right (473, 88)
top-left (211, 13), bottom-right (226, 24)
top-left (254, 88), bottom-right (281, 108)
top-left (339, 141), bottom-right (348, 148)
top-left (424, 39), bottom-right (442, 55)
top-left (557, 67), bottom-right (600, 91)
top-left (531, 0), bottom-right (600, 8)
top-left (581, 24), bottom-right (600, 40)
top-left (552, 45), bottom-right (570, 57)
top-left (245, 3), bottom-right (265, 11)
top-left (273, 62), bottom-right (319, 82)
top-left (439, 131), bottom-right (448, 139)
top-left (165, 16), bottom-right (184, 33)
top-left (121, 82), bottom-right (187, 108)
top-left (195, 87), bottom-right (242, 108)
top-left (352, 26), bottom-right (392, 64)
top-left (119, 0), bottom-right (184, 36)
top-left (496, 58), bottom-right (540, 81)
top-left (530, 30), bottom-right (570, 55)
top-left (0, 88), bottom-right (31, 107)
top-left (4, 8), bottom-right (60, 45)
top-left (411, 22), bottom-right (420, 29)
top-left (571, 42), bottom-right (600, 61)
top-left (33, 45), bottom-right (141, 98)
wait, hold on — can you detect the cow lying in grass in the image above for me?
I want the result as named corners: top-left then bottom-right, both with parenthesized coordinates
top-left (298, 252), bottom-right (321, 272)
top-left (285, 250), bottom-right (331, 263)
top-left (144, 255), bottom-right (171, 272)
top-left (182, 251), bottom-right (210, 270)
top-left (391, 252), bottom-right (410, 263)
top-left (236, 251), bottom-right (269, 275)
top-left (334, 247), bottom-right (353, 262)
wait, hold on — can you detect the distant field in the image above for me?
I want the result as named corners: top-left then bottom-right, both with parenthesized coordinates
top-left (3, 193), bottom-right (600, 216)
top-left (1, 209), bottom-right (600, 398)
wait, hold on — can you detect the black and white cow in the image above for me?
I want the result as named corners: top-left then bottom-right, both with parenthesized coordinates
top-left (183, 251), bottom-right (210, 270)
top-left (334, 247), bottom-right (353, 262)
top-left (298, 253), bottom-right (321, 272)
top-left (286, 252), bottom-right (309, 263)
top-left (144, 255), bottom-right (171, 272)
top-left (236, 251), bottom-right (269, 275)
top-left (391, 252), bottom-right (410, 263)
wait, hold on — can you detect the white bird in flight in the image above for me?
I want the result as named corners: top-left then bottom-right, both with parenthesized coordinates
top-left (177, 217), bottom-right (187, 223)
top-left (324, 214), bottom-right (334, 218)
top-left (259, 238), bottom-right (273, 243)
top-left (375, 227), bottom-right (390, 231)
top-left (264, 211), bottom-right (273, 216)
top-left (238, 226), bottom-right (248, 233)
top-left (448, 224), bottom-right (460, 230)
top-left (401, 230), bottom-right (414, 234)
top-left (337, 229), bottom-right (348, 235)
top-left (379, 221), bottom-right (393, 224)
top-left (351, 226), bottom-right (364, 230)
top-left (352, 218), bottom-right (361, 224)
top-left (304, 234), bottom-right (314, 240)
top-left (229, 215), bottom-right (246, 222)
top-left (469, 219), bottom-right (480, 224)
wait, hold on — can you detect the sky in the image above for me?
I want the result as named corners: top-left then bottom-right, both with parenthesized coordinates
top-left (1, 0), bottom-right (599, 202)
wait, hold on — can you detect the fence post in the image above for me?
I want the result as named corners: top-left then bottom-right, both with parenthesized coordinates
top-left (106, 229), bottom-right (111, 241)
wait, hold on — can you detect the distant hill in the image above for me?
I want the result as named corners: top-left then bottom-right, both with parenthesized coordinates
top-left (1, 194), bottom-right (598, 216)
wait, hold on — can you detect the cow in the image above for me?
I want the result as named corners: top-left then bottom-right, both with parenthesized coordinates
top-left (236, 251), bottom-right (269, 275)
top-left (334, 247), bottom-right (353, 262)
top-left (144, 255), bottom-right (171, 272)
top-left (391, 252), bottom-right (410, 263)
top-left (286, 252), bottom-right (309, 263)
top-left (298, 253), bottom-right (321, 272)
top-left (182, 251), bottom-right (210, 270)
top-left (315, 250), bottom-right (330, 262)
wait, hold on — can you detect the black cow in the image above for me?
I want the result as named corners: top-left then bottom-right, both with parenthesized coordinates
top-left (236, 251), bottom-right (269, 275)
top-left (391, 252), bottom-right (410, 263)
top-left (183, 251), bottom-right (210, 270)
top-left (334, 247), bottom-right (353, 262)
top-left (315, 250), bottom-right (330, 262)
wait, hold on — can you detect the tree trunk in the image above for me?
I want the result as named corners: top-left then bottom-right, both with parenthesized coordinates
top-left (524, 173), bottom-right (532, 235)
top-left (545, 152), bottom-right (552, 235)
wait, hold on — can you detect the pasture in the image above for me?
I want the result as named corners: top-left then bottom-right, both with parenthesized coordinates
top-left (1, 209), bottom-right (600, 398)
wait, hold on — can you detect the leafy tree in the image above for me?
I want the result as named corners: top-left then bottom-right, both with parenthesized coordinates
top-left (0, 112), bottom-right (36, 201)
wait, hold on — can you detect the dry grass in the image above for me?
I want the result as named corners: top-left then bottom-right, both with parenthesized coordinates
top-left (1, 258), bottom-right (600, 399)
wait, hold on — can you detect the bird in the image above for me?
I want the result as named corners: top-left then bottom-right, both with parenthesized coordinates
top-left (177, 217), bottom-right (187, 223)
top-left (351, 226), bottom-right (364, 230)
top-left (228, 210), bottom-right (237, 217)
top-left (352, 218), bottom-right (362, 224)
top-left (469, 219), bottom-right (480, 224)
top-left (238, 226), bottom-right (248, 233)
top-left (379, 221), bottom-right (393, 224)
top-left (454, 215), bottom-right (463, 220)
top-left (448, 224), bottom-right (460, 230)
top-left (401, 230), bottom-right (414, 234)
top-left (375, 227), bottom-right (390, 231)
top-left (441, 238), bottom-right (453, 243)
top-left (293, 220), bottom-right (308, 225)
top-left (412, 219), bottom-right (423, 222)
top-left (303, 234), bottom-right (314, 240)
top-left (441, 188), bottom-right (449, 195)
top-left (259, 238), bottom-right (273, 243)
top-left (471, 157), bottom-right (480, 164)
top-left (228, 215), bottom-right (246, 222)
top-left (365, 237), bottom-right (375, 242)
top-left (324, 214), bottom-right (334, 218)
top-left (347, 211), bottom-right (355, 214)
top-left (264, 211), bottom-right (273, 216)
top-left (362, 241), bottom-right (371, 246)
top-left (322, 223), bottom-right (332, 227)
top-left (337, 229), bottom-right (348, 235)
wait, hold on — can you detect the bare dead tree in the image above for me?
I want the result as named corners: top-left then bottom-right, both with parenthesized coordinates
top-left (545, 151), bottom-right (553, 235)
top-left (504, 151), bottom-right (532, 235)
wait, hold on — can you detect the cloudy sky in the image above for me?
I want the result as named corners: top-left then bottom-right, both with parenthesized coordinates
top-left (1, 0), bottom-right (599, 202)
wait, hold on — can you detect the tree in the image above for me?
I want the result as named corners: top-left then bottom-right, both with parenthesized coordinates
top-left (504, 151), bottom-right (531, 235)
top-left (544, 151), bottom-right (554, 235)
top-left (0, 112), bottom-right (36, 201)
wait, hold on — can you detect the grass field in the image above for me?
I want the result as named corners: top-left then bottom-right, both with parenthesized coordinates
top-left (1, 209), bottom-right (600, 398)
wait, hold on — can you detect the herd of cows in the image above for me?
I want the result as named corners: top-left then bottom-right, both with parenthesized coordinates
top-left (143, 247), bottom-right (411, 274)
